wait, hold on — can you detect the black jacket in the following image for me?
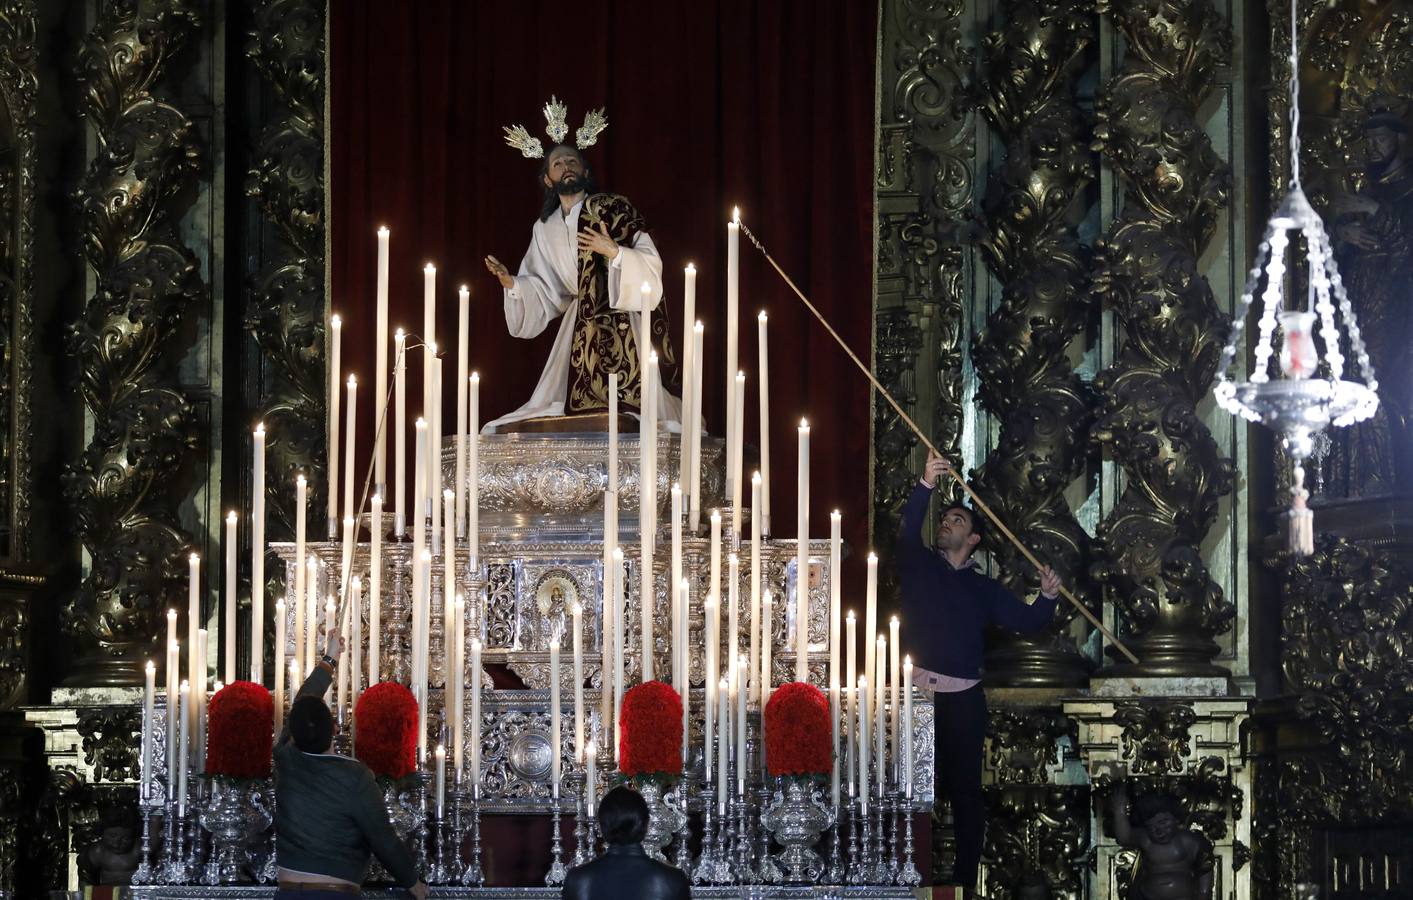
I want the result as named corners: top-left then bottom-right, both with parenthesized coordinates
top-left (562, 843), bottom-right (691, 900)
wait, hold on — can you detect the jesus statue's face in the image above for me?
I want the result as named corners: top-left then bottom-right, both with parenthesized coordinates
top-left (544, 147), bottom-right (589, 195)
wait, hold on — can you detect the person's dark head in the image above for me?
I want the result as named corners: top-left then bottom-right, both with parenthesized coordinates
top-left (538, 144), bottom-right (599, 221)
top-left (1132, 791), bottom-right (1181, 844)
top-left (937, 503), bottom-right (984, 558)
top-left (98, 804), bottom-right (136, 852)
top-left (598, 785), bottom-right (649, 846)
top-left (290, 695), bottom-right (334, 754)
top-left (1363, 113), bottom-right (1408, 171)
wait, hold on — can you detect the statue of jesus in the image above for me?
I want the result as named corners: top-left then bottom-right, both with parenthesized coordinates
top-left (483, 125), bottom-right (680, 433)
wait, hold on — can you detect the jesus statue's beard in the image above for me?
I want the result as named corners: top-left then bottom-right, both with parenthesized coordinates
top-left (554, 173), bottom-right (585, 195)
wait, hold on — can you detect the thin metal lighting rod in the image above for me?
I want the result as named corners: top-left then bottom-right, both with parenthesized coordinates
top-left (736, 218), bottom-right (1140, 665)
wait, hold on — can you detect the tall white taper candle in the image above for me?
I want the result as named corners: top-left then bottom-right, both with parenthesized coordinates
top-left (374, 227), bottom-right (389, 492)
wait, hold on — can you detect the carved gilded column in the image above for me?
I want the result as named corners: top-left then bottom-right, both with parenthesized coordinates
top-left (246, 0), bottom-right (326, 541)
top-left (61, 0), bottom-right (203, 685)
top-left (971, 0), bottom-right (1097, 688)
top-left (873, 0), bottom-right (974, 601)
top-left (1089, 0), bottom-right (1236, 675)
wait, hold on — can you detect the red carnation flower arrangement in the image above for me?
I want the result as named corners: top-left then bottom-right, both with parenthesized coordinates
top-left (206, 681), bottom-right (274, 780)
top-left (619, 680), bottom-right (683, 783)
top-left (355, 681), bottom-right (420, 782)
top-left (764, 681), bottom-right (832, 779)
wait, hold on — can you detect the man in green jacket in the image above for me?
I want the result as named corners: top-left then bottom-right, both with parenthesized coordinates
top-left (274, 632), bottom-right (428, 899)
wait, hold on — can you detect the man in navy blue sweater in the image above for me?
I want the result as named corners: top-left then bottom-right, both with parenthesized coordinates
top-left (899, 452), bottom-right (1061, 897)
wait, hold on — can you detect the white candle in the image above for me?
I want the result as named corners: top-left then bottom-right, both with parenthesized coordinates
top-left (639, 355), bottom-right (657, 683)
top-left (679, 577), bottom-right (691, 763)
top-left (351, 577), bottom-right (363, 706)
top-left (288, 659), bottom-right (299, 712)
top-left (340, 516), bottom-right (355, 613)
top-left (845, 610), bottom-right (857, 795)
top-left (394, 329), bottom-right (407, 536)
top-left (704, 592), bottom-right (718, 775)
top-left (274, 600), bottom-right (286, 735)
top-left (875, 635), bottom-right (886, 796)
top-left (456, 285), bottom-right (469, 537)
top-left (375, 227), bottom-right (390, 493)
top-left (758, 312), bottom-right (771, 535)
top-left (735, 654), bottom-right (747, 797)
top-left (166, 637), bottom-right (178, 801)
top-left (711, 513), bottom-right (723, 673)
top-left (443, 489), bottom-right (455, 684)
top-left (688, 322), bottom-right (705, 533)
top-left (336, 602), bottom-right (349, 722)
top-left (294, 475), bottom-right (307, 675)
top-left (572, 601), bottom-right (585, 762)
top-left (252, 423), bottom-right (266, 684)
top-left (890, 616), bottom-right (901, 782)
top-left (435, 744), bottom-right (447, 818)
top-left (324, 598), bottom-right (335, 659)
top-left (423, 264), bottom-right (437, 409)
top-left (550, 632), bottom-right (562, 799)
top-left (468, 372), bottom-right (480, 565)
top-left (141, 660), bottom-right (155, 803)
top-left (369, 493), bottom-right (382, 683)
top-left (678, 264), bottom-right (697, 512)
top-left (729, 552), bottom-right (742, 701)
top-left (453, 594), bottom-right (465, 775)
top-left (717, 675), bottom-right (729, 815)
top-left (726, 211), bottom-right (739, 506)
top-left (224, 511), bottom-right (237, 685)
top-left (412, 419), bottom-right (427, 688)
top-left (613, 548), bottom-right (626, 760)
top-left (305, 556), bottom-right (318, 679)
top-left (328, 315), bottom-right (341, 538)
top-left (586, 741), bottom-right (598, 817)
top-left (417, 551), bottom-right (431, 761)
top-left (470, 638), bottom-right (483, 788)
top-left (607, 371), bottom-right (619, 551)
top-left (761, 589), bottom-right (773, 707)
top-left (796, 420), bottom-right (810, 682)
top-left (187, 554), bottom-right (200, 713)
top-left (829, 511), bottom-right (842, 803)
top-left (730, 372), bottom-right (745, 540)
top-left (903, 656), bottom-right (914, 799)
top-left (430, 352), bottom-right (442, 553)
top-left (670, 483), bottom-right (683, 693)
top-left (177, 680), bottom-right (191, 817)
top-left (343, 375), bottom-right (357, 541)
top-left (859, 676), bottom-right (870, 812)
top-left (750, 472), bottom-right (762, 696)
top-left (865, 553), bottom-right (878, 696)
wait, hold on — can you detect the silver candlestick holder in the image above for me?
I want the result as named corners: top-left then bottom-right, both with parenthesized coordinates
top-left (692, 798), bottom-right (717, 884)
top-left (428, 812), bottom-right (451, 884)
top-left (886, 787), bottom-right (902, 882)
top-left (131, 800), bottom-right (158, 884)
top-left (898, 795), bottom-right (922, 886)
top-left (868, 791), bottom-right (888, 883)
top-left (847, 797), bottom-right (867, 885)
top-left (754, 783), bottom-right (782, 883)
top-left (545, 795), bottom-right (568, 885)
top-left (460, 786), bottom-right (485, 886)
top-left (672, 777), bottom-right (692, 874)
top-left (826, 809), bottom-right (846, 884)
top-left (732, 791), bottom-right (751, 873)
top-left (570, 773), bottom-right (591, 868)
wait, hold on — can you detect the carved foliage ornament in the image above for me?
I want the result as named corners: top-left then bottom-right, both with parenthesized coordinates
top-left (62, 0), bottom-right (203, 677)
top-left (1090, 0), bottom-right (1236, 671)
top-left (246, 0), bottom-right (326, 539)
top-left (970, 0), bottom-right (1098, 686)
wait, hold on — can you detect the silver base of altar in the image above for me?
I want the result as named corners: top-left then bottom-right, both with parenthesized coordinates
top-left (128, 888), bottom-right (923, 898)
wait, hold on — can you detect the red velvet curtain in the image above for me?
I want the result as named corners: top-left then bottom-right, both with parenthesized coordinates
top-left (330, 1), bottom-right (877, 589)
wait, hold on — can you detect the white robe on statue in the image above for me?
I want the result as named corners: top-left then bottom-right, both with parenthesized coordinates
top-left (483, 196), bottom-right (684, 433)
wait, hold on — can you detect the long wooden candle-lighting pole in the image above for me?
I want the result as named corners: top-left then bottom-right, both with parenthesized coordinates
top-left (734, 217), bottom-right (1138, 665)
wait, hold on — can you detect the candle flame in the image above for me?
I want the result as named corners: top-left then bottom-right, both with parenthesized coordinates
top-left (352, 576), bottom-right (362, 588)
top-left (435, 744), bottom-right (445, 757)
top-left (377, 225), bottom-right (389, 237)
top-left (736, 370), bottom-right (746, 380)
top-left (189, 552), bottom-right (199, 563)
top-left (832, 509), bottom-right (841, 518)
top-left (371, 493), bottom-right (381, 504)
top-left (395, 327), bottom-right (405, 338)
top-left (710, 511), bottom-right (721, 522)
top-left (415, 418), bottom-right (427, 428)
top-left (226, 510), bottom-right (237, 522)
top-left (472, 638), bottom-right (482, 651)
top-left (672, 481), bottom-right (682, 494)
top-left (145, 660), bottom-right (155, 672)
top-left (471, 371), bottom-right (480, 382)
top-left (695, 320), bottom-right (704, 332)
top-left (800, 418), bottom-right (809, 429)
top-left (640, 281), bottom-right (652, 293)
top-left (891, 615), bottom-right (899, 625)
top-left (649, 350), bottom-right (658, 363)
top-left (168, 609), bottom-right (176, 618)
top-left (732, 206), bottom-right (741, 223)
top-left (332, 314), bottom-right (342, 327)
top-left (572, 601), bottom-right (582, 615)
top-left (460, 284), bottom-right (469, 293)
top-left (846, 610), bottom-right (855, 621)
top-left (347, 374), bottom-right (357, 386)
top-left (759, 310), bottom-right (768, 322)
top-left (444, 488), bottom-right (454, 499)
top-left (867, 552), bottom-right (878, 563)
top-left (612, 546), bottom-right (624, 560)
top-left (425, 263), bottom-right (436, 274)
top-left (686, 262), bottom-right (696, 273)
top-left (296, 474), bottom-right (306, 486)
top-left (276, 600), bottom-right (285, 611)
top-left (752, 470), bottom-right (761, 484)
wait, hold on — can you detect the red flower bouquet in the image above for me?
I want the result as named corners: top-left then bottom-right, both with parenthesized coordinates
top-left (206, 681), bottom-right (274, 780)
top-left (355, 681), bottom-right (420, 781)
top-left (619, 681), bottom-right (683, 781)
top-left (764, 681), bottom-right (832, 779)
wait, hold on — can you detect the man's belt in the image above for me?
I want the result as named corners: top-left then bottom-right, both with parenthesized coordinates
top-left (277, 881), bottom-right (361, 895)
